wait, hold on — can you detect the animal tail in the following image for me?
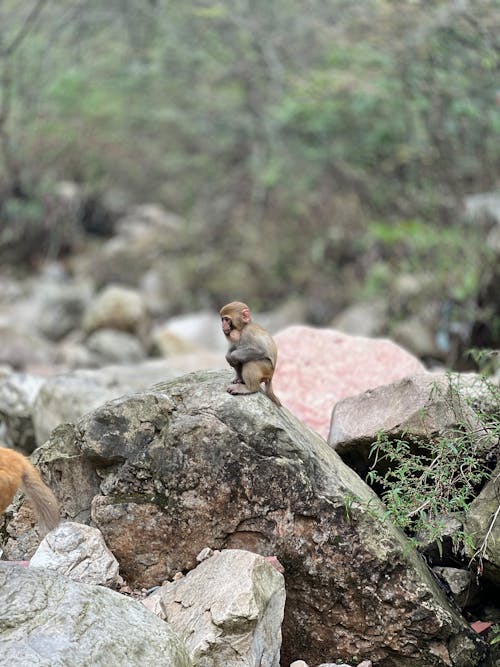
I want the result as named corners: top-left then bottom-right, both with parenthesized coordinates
top-left (264, 379), bottom-right (282, 407)
top-left (21, 459), bottom-right (60, 531)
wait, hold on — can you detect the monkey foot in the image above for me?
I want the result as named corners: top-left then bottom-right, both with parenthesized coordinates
top-left (227, 385), bottom-right (255, 396)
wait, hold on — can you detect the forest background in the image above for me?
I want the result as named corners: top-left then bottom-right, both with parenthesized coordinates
top-left (0, 0), bottom-right (499, 371)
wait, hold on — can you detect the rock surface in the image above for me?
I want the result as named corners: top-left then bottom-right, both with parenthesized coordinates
top-left (464, 462), bottom-right (500, 588)
top-left (145, 549), bottom-right (285, 666)
top-left (0, 372), bottom-right (45, 451)
top-left (32, 355), bottom-right (222, 446)
top-left (272, 326), bottom-right (425, 439)
top-left (30, 521), bottom-right (122, 588)
top-left (0, 563), bottom-right (192, 667)
top-left (328, 373), bottom-right (486, 478)
top-left (6, 370), bottom-right (487, 667)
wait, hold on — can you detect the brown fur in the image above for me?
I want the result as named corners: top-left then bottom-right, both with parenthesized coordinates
top-left (220, 301), bottom-right (282, 407)
top-left (0, 447), bottom-right (60, 531)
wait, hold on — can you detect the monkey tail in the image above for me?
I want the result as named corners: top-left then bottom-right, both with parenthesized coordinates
top-left (21, 459), bottom-right (60, 531)
top-left (264, 379), bottom-right (282, 408)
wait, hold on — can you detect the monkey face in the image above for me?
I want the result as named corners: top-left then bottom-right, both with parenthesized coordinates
top-left (221, 315), bottom-right (233, 336)
top-left (220, 302), bottom-right (251, 336)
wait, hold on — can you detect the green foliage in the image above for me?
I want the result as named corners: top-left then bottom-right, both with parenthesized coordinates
top-left (467, 349), bottom-right (499, 377)
top-left (0, 0), bottom-right (499, 337)
top-left (366, 376), bottom-right (498, 555)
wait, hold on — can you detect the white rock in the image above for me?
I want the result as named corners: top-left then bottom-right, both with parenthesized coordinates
top-left (30, 521), bottom-right (122, 587)
top-left (144, 549), bottom-right (285, 667)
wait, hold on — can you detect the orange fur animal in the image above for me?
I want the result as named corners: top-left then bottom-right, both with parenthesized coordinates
top-left (0, 448), bottom-right (59, 531)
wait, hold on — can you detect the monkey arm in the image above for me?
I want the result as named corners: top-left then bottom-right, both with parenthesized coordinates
top-left (227, 344), bottom-right (270, 365)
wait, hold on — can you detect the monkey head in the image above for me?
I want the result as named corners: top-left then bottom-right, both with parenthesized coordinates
top-left (220, 301), bottom-right (251, 338)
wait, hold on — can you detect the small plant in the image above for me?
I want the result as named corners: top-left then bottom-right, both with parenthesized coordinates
top-left (491, 624), bottom-right (500, 647)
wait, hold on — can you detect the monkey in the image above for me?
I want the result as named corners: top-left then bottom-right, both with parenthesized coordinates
top-left (0, 447), bottom-right (60, 532)
top-left (220, 301), bottom-right (282, 407)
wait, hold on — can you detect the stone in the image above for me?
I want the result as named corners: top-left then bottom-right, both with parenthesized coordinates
top-left (0, 563), bottom-right (191, 667)
top-left (0, 372), bottom-right (45, 452)
top-left (35, 282), bottom-right (91, 341)
top-left (272, 326), bottom-right (425, 439)
top-left (83, 284), bottom-right (148, 335)
top-left (331, 300), bottom-right (387, 338)
top-left (147, 549), bottom-right (285, 666)
top-left (30, 521), bottom-right (122, 588)
top-left (433, 567), bottom-right (480, 610)
top-left (328, 373), bottom-right (486, 479)
top-left (0, 324), bottom-right (57, 371)
top-left (391, 315), bottom-right (442, 359)
top-left (85, 328), bottom-right (146, 364)
top-left (161, 310), bottom-right (226, 352)
top-left (32, 355), bottom-right (222, 446)
top-left (6, 369), bottom-right (487, 667)
top-left (464, 462), bottom-right (500, 588)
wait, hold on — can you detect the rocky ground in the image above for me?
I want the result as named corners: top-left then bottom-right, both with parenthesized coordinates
top-left (0, 199), bottom-right (499, 666)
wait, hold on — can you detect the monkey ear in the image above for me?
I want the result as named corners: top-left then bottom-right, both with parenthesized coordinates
top-left (241, 308), bottom-right (251, 322)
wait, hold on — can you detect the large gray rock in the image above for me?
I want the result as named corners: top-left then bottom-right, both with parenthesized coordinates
top-left (35, 281), bottom-right (91, 341)
top-left (7, 370), bottom-right (487, 667)
top-left (161, 311), bottom-right (226, 352)
top-left (32, 356), bottom-right (222, 446)
top-left (0, 563), bottom-right (191, 667)
top-left (0, 372), bottom-right (45, 451)
top-left (331, 301), bottom-right (387, 338)
top-left (0, 324), bottom-right (57, 371)
top-left (145, 549), bottom-right (285, 666)
top-left (464, 462), bottom-right (500, 588)
top-left (329, 373), bottom-right (487, 478)
top-left (85, 328), bottom-right (146, 364)
top-left (72, 205), bottom-right (182, 288)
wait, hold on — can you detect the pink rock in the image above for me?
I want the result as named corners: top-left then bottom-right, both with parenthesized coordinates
top-left (273, 326), bottom-right (425, 439)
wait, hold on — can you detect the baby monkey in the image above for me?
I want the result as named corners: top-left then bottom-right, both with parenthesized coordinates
top-left (220, 301), bottom-right (281, 407)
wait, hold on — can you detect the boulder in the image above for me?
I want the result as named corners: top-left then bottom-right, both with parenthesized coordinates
top-left (83, 284), bottom-right (148, 336)
top-left (464, 191), bottom-right (500, 227)
top-left (145, 549), bottom-right (285, 666)
top-left (6, 370), bottom-right (487, 666)
top-left (71, 205), bottom-right (182, 287)
top-left (35, 281), bottom-right (91, 341)
top-left (85, 328), bottom-right (146, 364)
top-left (32, 355), bottom-right (222, 446)
top-left (331, 301), bottom-right (387, 338)
top-left (328, 373), bottom-right (486, 479)
top-left (0, 372), bottom-right (45, 452)
top-left (272, 326), bottom-right (425, 439)
top-left (464, 462), bottom-right (500, 588)
top-left (391, 315), bottom-right (443, 360)
top-left (161, 310), bottom-right (226, 352)
top-left (30, 521), bottom-right (122, 588)
top-left (0, 563), bottom-right (191, 667)
top-left (0, 324), bottom-right (57, 371)
top-left (432, 567), bottom-right (480, 610)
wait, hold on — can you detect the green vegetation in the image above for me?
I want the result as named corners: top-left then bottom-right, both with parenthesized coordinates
top-left (0, 1), bottom-right (499, 352)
